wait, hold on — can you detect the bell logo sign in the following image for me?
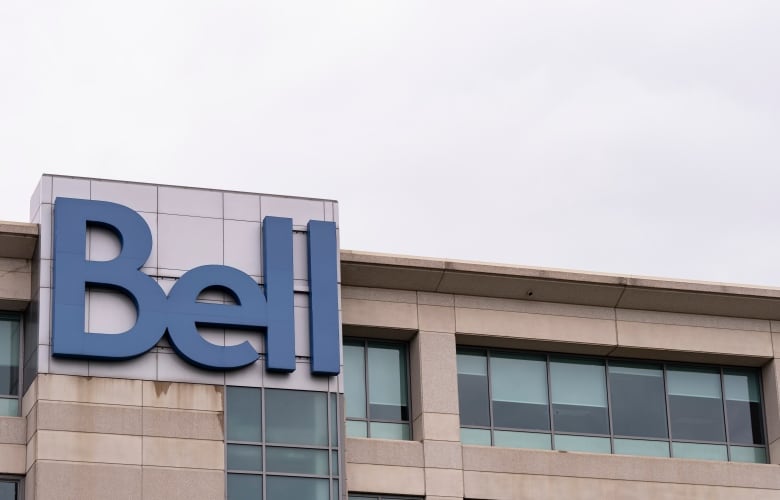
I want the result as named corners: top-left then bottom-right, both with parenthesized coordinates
top-left (51, 197), bottom-right (340, 375)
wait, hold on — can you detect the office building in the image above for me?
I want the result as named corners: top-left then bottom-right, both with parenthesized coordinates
top-left (0, 175), bottom-right (779, 499)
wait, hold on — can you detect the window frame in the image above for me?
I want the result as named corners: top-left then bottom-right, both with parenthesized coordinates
top-left (0, 475), bottom-right (23, 500)
top-left (224, 386), bottom-right (343, 500)
top-left (456, 347), bottom-right (769, 463)
top-left (0, 313), bottom-right (23, 417)
top-left (343, 338), bottom-right (412, 440)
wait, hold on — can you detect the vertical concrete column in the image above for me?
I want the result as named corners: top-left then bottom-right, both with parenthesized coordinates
top-left (412, 293), bottom-right (464, 500)
top-left (763, 324), bottom-right (780, 463)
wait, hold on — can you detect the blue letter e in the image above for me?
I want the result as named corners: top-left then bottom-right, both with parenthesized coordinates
top-left (52, 198), bottom-right (167, 360)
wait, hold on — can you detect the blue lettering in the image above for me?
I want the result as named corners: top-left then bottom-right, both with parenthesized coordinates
top-left (51, 197), bottom-right (339, 374)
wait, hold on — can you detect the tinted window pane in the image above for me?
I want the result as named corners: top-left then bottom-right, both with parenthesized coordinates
top-left (608, 362), bottom-right (667, 438)
top-left (730, 446), bottom-right (767, 463)
top-left (554, 435), bottom-right (611, 454)
top-left (493, 430), bottom-right (551, 450)
top-left (460, 427), bottom-right (491, 445)
top-left (457, 350), bottom-right (490, 426)
top-left (330, 393), bottom-right (338, 446)
top-left (0, 482), bottom-right (13, 500)
top-left (266, 447), bottom-right (329, 475)
top-left (266, 476), bottom-right (329, 500)
top-left (0, 398), bottom-right (18, 417)
top-left (672, 442), bottom-right (728, 461)
top-left (331, 450), bottom-right (339, 475)
top-left (370, 422), bottom-right (410, 440)
top-left (667, 367), bottom-right (725, 442)
top-left (367, 343), bottom-right (408, 421)
top-left (0, 317), bottom-right (20, 395)
top-left (266, 389), bottom-right (328, 446)
top-left (346, 420), bottom-right (367, 437)
top-left (613, 439), bottom-right (670, 458)
top-left (227, 444), bottom-right (262, 472)
top-left (226, 387), bottom-right (262, 442)
top-left (344, 342), bottom-right (366, 419)
top-left (724, 370), bottom-right (764, 445)
top-left (227, 474), bottom-right (261, 500)
top-left (491, 353), bottom-right (549, 431)
top-left (550, 358), bottom-right (608, 434)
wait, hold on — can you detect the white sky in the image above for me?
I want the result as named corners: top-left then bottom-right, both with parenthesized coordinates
top-left (2, 1), bottom-right (780, 286)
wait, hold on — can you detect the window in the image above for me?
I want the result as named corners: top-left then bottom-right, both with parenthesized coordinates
top-left (0, 315), bottom-right (21, 417)
top-left (457, 348), bottom-right (767, 463)
top-left (0, 478), bottom-right (19, 500)
top-left (344, 339), bottom-right (410, 440)
top-left (225, 387), bottom-right (341, 500)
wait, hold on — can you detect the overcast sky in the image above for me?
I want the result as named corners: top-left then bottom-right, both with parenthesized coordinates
top-left (2, 1), bottom-right (779, 286)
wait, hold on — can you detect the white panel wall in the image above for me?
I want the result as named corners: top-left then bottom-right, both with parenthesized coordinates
top-left (29, 175), bottom-right (341, 390)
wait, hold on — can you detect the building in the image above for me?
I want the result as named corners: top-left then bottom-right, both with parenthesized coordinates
top-left (1, 174), bottom-right (780, 499)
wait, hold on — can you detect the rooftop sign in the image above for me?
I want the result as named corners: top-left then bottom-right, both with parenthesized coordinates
top-left (51, 197), bottom-right (340, 375)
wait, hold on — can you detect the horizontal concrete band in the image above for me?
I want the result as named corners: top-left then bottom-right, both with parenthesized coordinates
top-left (464, 470), bottom-right (780, 500)
top-left (30, 375), bottom-right (224, 411)
top-left (341, 250), bottom-right (780, 320)
top-left (32, 401), bottom-right (223, 440)
top-left (29, 431), bottom-right (224, 469)
top-left (342, 288), bottom-right (778, 363)
top-left (29, 461), bottom-right (224, 500)
top-left (346, 438), bottom-right (780, 499)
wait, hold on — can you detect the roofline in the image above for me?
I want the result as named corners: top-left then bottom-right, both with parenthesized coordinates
top-left (340, 250), bottom-right (780, 320)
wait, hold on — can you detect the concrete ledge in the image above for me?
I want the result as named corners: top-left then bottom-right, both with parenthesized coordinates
top-left (0, 222), bottom-right (38, 259)
top-left (142, 436), bottom-right (224, 469)
top-left (142, 466), bottom-right (225, 500)
top-left (341, 250), bottom-right (780, 320)
top-left (464, 470), bottom-right (780, 500)
top-left (345, 437), bottom-right (424, 467)
top-left (0, 443), bottom-right (26, 474)
top-left (36, 401), bottom-right (142, 436)
top-left (33, 460), bottom-right (142, 500)
top-left (35, 430), bottom-right (141, 465)
top-left (346, 463), bottom-right (425, 497)
top-left (462, 445), bottom-right (780, 490)
top-left (0, 417), bottom-right (26, 445)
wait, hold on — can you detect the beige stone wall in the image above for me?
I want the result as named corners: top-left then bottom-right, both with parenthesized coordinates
top-left (342, 286), bottom-right (780, 500)
top-left (23, 374), bottom-right (225, 500)
top-left (0, 257), bottom-right (31, 311)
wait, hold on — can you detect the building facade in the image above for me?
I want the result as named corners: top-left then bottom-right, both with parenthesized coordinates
top-left (1, 175), bottom-right (780, 499)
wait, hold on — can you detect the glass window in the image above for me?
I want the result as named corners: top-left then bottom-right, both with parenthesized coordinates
top-left (667, 367), bottom-right (725, 442)
top-left (491, 353), bottom-right (548, 431)
top-left (550, 357), bottom-right (608, 435)
top-left (266, 389), bottom-right (328, 446)
top-left (608, 362), bottom-right (667, 439)
top-left (456, 348), bottom-right (767, 463)
top-left (226, 387), bottom-right (262, 442)
top-left (457, 350), bottom-right (490, 427)
top-left (723, 369), bottom-right (764, 445)
top-left (0, 480), bottom-right (17, 500)
top-left (267, 477), bottom-right (329, 500)
top-left (344, 339), bottom-right (410, 440)
top-left (227, 474), bottom-right (261, 500)
top-left (225, 387), bottom-right (341, 500)
top-left (0, 316), bottom-right (21, 417)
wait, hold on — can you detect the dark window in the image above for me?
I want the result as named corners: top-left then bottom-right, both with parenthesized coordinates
top-left (344, 339), bottom-right (410, 440)
top-left (0, 479), bottom-right (18, 500)
top-left (225, 387), bottom-right (341, 500)
top-left (456, 348), bottom-right (767, 463)
top-left (0, 315), bottom-right (21, 417)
